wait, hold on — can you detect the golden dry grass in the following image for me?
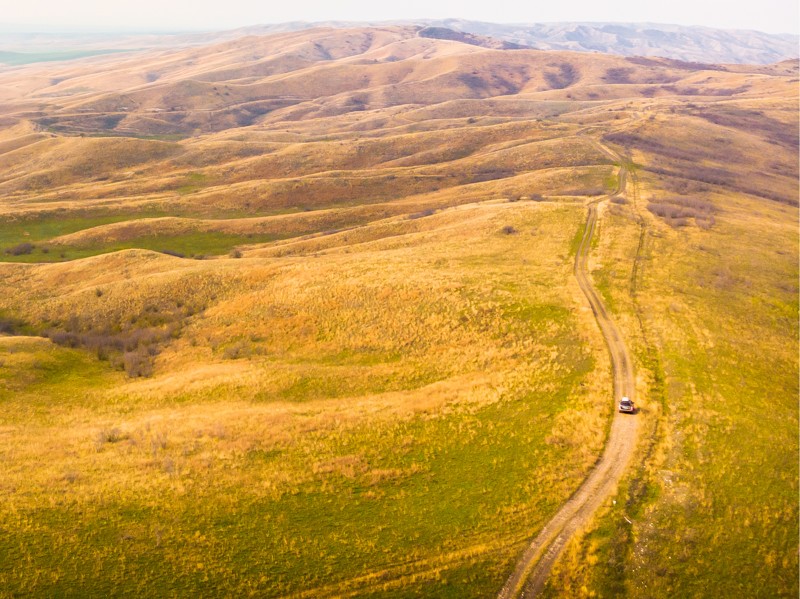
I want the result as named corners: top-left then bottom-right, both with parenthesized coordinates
top-left (0, 201), bottom-right (617, 597)
top-left (0, 24), bottom-right (796, 597)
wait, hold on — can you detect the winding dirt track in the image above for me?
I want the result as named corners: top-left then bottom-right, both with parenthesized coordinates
top-left (498, 162), bottom-right (641, 599)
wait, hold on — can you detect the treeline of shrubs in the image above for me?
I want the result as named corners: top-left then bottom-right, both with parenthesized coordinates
top-left (45, 299), bottom-right (205, 378)
top-left (47, 325), bottom-right (174, 377)
top-left (605, 132), bottom-right (797, 207)
top-left (603, 67), bottom-right (682, 85)
top-left (563, 187), bottom-right (605, 197)
top-left (660, 85), bottom-right (749, 97)
top-left (690, 108), bottom-right (799, 149)
top-left (1, 296), bottom-right (204, 378)
top-left (624, 56), bottom-right (728, 72)
top-left (645, 164), bottom-right (730, 187)
top-left (603, 131), bottom-right (725, 163)
top-left (466, 169), bottom-right (517, 184)
top-left (646, 165), bottom-right (798, 206)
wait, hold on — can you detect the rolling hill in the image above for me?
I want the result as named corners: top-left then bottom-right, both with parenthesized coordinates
top-left (0, 25), bottom-right (796, 598)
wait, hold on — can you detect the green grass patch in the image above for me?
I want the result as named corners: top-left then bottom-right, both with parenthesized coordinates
top-left (603, 171), bottom-right (619, 193)
top-left (0, 356), bottom-right (594, 597)
top-left (592, 268), bottom-right (617, 313)
top-left (0, 214), bottom-right (140, 249)
top-left (567, 217), bottom-right (587, 258)
top-left (176, 172), bottom-right (210, 195)
top-left (0, 49), bottom-right (131, 66)
top-left (0, 231), bottom-right (287, 262)
top-left (0, 338), bottom-right (124, 415)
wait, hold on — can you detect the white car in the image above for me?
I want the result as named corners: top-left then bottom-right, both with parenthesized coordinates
top-left (619, 396), bottom-right (635, 413)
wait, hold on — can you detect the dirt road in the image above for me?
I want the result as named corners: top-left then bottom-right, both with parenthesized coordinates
top-left (498, 163), bottom-right (640, 598)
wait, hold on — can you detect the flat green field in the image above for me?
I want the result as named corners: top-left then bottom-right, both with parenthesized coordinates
top-left (0, 50), bottom-right (130, 66)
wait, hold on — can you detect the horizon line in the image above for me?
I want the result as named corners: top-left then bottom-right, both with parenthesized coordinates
top-left (0, 18), bottom-right (797, 38)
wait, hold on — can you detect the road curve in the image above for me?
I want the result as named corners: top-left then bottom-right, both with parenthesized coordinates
top-left (498, 165), bottom-right (640, 599)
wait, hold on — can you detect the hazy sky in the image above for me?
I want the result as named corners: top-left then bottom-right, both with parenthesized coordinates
top-left (2, 0), bottom-right (798, 35)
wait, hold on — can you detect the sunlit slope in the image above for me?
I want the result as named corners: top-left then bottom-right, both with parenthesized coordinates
top-left (0, 201), bottom-right (615, 597)
top-left (0, 68), bottom-right (795, 263)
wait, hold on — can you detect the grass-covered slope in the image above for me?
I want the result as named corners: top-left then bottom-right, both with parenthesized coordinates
top-left (0, 25), bottom-right (796, 597)
top-left (0, 203), bottom-right (615, 597)
top-left (543, 135), bottom-right (798, 598)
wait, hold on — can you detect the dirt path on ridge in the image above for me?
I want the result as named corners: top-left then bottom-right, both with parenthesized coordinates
top-left (498, 153), bottom-right (641, 598)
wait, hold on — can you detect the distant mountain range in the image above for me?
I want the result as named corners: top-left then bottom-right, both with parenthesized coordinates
top-left (233, 20), bottom-right (799, 65)
top-left (1, 20), bottom-right (797, 65)
top-left (433, 20), bottom-right (799, 64)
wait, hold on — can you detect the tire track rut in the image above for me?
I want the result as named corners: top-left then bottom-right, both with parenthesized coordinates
top-left (498, 157), bottom-right (641, 599)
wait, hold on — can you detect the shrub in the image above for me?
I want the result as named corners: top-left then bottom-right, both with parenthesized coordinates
top-left (123, 348), bottom-right (154, 378)
top-left (0, 318), bottom-right (22, 335)
top-left (603, 68), bottom-right (634, 84)
top-left (48, 330), bottom-right (80, 347)
top-left (223, 341), bottom-right (250, 360)
top-left (696, 215), bottom-right (716, 230)
top-left (408, 209), bottom-right (435, 220)
top-left (229, 249), bottom-right (243, 259)
top-left (95, 427), bottom-right (128, 450)
top-left (5, 243), bottom-right (34, 256)
top-left (500, 225), bottom-right (518, 235)
top-left (564, 187), bottom-right (604, 196)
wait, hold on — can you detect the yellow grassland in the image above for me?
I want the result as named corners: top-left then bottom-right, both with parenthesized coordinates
top-left (0, 25), bottom-right (796, 597)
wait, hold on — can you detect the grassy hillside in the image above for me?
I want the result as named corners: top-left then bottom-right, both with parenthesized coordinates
top-left (0, 25), bottom-right (796, 597)
top-left (543, 142), bottom-right (798, 597)
top-left (0, 203), bottom-right (618, 597)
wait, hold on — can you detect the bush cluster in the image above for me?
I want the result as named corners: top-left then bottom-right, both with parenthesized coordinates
top-left (647, 197), bottom-right (716, 229)
top-left (5, 243), bottom-right (34, 256)
top-left (46, 298), bottom-right (204, 378)
top-left (544, 63), bottom-right (578, 89)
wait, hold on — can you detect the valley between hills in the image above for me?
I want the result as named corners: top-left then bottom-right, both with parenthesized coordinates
top-left (0, 25), bottom-right (797, 597)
